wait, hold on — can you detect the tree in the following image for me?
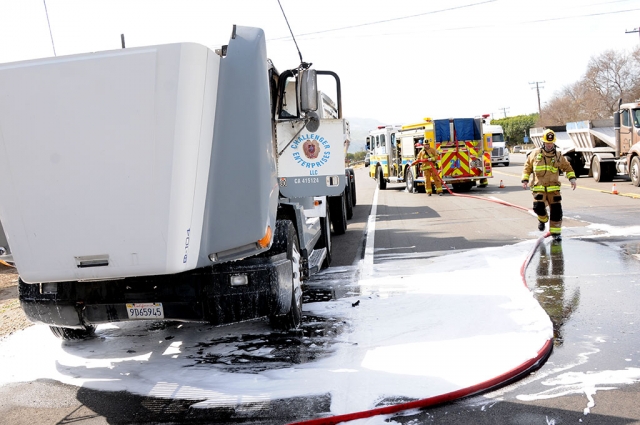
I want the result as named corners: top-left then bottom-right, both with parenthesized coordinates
top-left (538, 45), bottom-right (640, 126)
top-left (492, 114), bottom-right (538, 145)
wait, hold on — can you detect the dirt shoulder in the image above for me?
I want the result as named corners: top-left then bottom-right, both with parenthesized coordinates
top-left (0, 265), bottom-right (32, 340)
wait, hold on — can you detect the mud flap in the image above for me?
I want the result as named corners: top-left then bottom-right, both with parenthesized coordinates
top-left (271, 258), bottom-right (293, 316)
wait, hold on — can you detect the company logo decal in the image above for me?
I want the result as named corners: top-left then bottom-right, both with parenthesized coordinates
top-left (303, 140), bottom-right (320, 159)
top-left (290, 133), bottom-right (331, 174)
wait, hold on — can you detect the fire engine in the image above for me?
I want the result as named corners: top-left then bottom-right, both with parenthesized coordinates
top-left (367, 117), bottom-right (492, 192)
top-left (365, 124), bottom-right (402, 189)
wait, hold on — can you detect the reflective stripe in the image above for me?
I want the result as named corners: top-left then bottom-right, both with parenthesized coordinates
top-left (522, 173), bottom-right (530, 180)
top-left (538, 216), bottom-right (549, 223)
top-left (532, 185), bottom-right (561, 192)
top-left (566, 172), bottom-right (576, 179)
top-left (549, 226), bottom-right (561, 235)
top-left (533, 165), bottom-right (559, 173)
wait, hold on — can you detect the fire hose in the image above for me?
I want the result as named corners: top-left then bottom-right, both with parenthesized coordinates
top-left (289, 165), bottom-right (553, 425)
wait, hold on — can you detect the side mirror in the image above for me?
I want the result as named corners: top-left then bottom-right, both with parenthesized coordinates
top-left (299, 69), bottom-right (318, 113)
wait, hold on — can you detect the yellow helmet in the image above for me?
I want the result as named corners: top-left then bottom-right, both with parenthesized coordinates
top-left (542, 129), bottom-right (556, 144)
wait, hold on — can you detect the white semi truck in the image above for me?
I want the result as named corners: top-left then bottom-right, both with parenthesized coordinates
top-left (0, 26), bottom-right (354, 339)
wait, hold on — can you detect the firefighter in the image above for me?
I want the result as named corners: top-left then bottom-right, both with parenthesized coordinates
top-left (411, 139), bottom-right (443, 196)
top-left (521, 129), bottom-right (577, 241)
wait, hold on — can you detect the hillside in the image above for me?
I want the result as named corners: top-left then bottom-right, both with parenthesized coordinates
top-left (347, 117), bottom-right (384, 153)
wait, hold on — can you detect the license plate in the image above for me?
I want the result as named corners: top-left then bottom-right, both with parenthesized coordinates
top-left (126, 302), bottom-right (164, 319)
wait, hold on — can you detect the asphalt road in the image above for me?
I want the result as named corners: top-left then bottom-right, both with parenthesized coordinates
top-left (3, 156), bottom-right (640, 424)
top-left (346, 157), bottom-right (640, 424)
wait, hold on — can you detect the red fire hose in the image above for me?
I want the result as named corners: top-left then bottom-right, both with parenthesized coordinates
top-left (289, 175), bottom-right (553, 425)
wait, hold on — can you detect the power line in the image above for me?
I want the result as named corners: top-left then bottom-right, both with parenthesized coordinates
top-left (269, 0), bottom-right (496, 41)
top-left (625, 26), bottom-right (640, 38)
top-left (269, 5), bottom-right (640, 42)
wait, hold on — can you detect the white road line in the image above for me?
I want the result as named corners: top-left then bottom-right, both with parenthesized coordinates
top-left (361, 186), bottom-right (379, 278)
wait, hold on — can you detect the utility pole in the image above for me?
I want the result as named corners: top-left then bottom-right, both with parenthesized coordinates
top-left (498, 107), bottom-right (510, 118)
top-left (529, 81), bottom-right (545, 116)
top-left (625, 27), bottom-right (639, 39)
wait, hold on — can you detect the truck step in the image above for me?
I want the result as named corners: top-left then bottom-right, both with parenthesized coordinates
top-left (308, 248), bottom-right (327, 275)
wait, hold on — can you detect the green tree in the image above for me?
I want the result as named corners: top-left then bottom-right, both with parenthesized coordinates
top-left (492, 114), bottom-right (538, 146)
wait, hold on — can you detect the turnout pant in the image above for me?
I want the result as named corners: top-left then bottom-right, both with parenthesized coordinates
top-left (421, 167), bottom-right (443, 194)
top-left (533, 190), bottom-right (563, 235)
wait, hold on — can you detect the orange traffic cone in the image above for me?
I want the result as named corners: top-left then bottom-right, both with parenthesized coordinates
top-left (612, 183), bottom-right (618, 195)
top-left (499, 180), bottom-right (505, 188)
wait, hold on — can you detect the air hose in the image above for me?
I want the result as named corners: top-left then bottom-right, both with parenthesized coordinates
top-left (289, 177), bottom-right (553, 425)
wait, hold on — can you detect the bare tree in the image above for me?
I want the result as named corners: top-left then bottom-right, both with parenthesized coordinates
top-left (537, 46), bottom-right (640, 127)
top-left (584, 49), bottom-right (636, 115)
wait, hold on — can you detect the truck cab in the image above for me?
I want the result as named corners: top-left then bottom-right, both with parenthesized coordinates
top-left (616, 102), bottom-right (640, 186)
top-left (491, 141), bottom-right (509, 166)
top-left (0, 26), bottom-right (353, 339)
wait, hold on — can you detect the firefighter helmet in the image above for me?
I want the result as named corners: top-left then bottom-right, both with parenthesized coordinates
top-left (542, 129), bottom-right (556, 144)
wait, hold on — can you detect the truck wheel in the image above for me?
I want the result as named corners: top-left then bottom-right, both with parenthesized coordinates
top-left (348, 169), bottom-right (357, 206)
top-left (405, 168), bottom-right (415, 193)
top-left (49, 325), bottom-right (96, 340)
top-left (591, 158), bottom-right (603, 182)
top-left (631, 157), bottom-right (640, 187)
top-left (329, 195), bottom-right (347, 235)
top-left (269, 221), bottom-right (303, 331)
top-left (377, 168), bottom-right (387, 190)
top-left (591, 158), bottom-right (613, 182)
top-left (316, 207), bottom-right (332, 268)
top-left (345, 184), bottom-right (353, 220)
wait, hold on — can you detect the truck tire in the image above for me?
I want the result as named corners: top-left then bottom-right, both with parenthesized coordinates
top-left (377, 168), bottom-right (387, 190)
top-left (316, 207), bottom-right (332, 268)
top-left (348, 169), bottom-right (357, 206)
top-left (631, 156), bottom-right (640, 187)
top-left (406, 168), bottom-right (416, 193)
top-left (49, 325), bottom-right (96, 340)
top-left (269, 220), bottom-right (303, 331)
top-left (345, 185), bottom-right (353, 220)
top-left (329, 195), bottom-right (347, 235)
top-left (591, 157), bottom-right (613, 182)
top-left (591, 158), bottom-right (602, 182)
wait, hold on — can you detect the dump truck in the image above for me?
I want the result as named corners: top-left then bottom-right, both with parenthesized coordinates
top-left (0, 25), bottom-right (354, 339)
top-left (367, 118), bottom-right (492, 192)
top-left (530, 101), bottom-right (640, 184)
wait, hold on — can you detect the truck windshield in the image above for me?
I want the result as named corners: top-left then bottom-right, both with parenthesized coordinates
top-left (633, 109), bottom-right (640, 128)
top-left (492, 134), bottom-right (505, 143)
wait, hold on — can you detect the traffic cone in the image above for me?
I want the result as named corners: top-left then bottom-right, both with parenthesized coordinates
top-left (612, 183), bottom-right (618, 195)
top-left (499, 180), bottom-right (505, 188)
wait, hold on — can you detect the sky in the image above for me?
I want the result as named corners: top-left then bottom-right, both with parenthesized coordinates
top-left (3, 200), bottom-right (640, 421)
top-left (0, 0), bottom-right (639, 126)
